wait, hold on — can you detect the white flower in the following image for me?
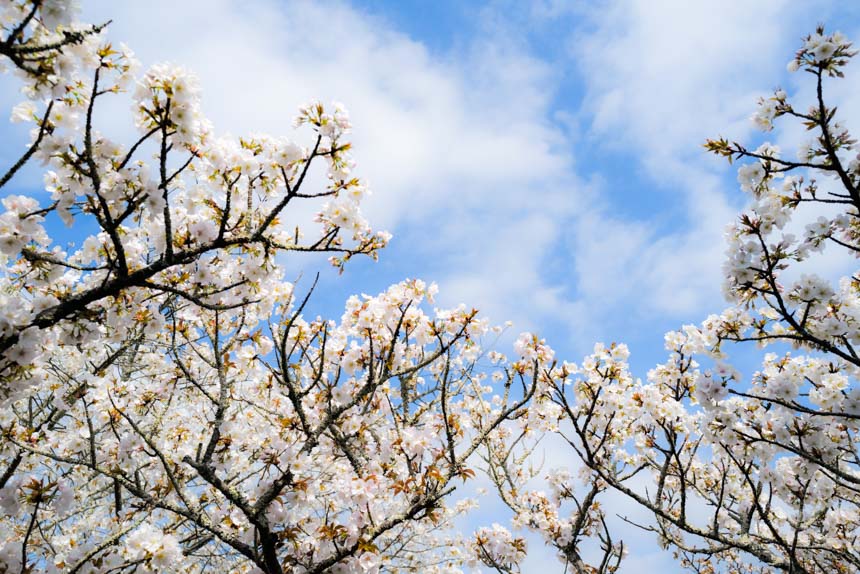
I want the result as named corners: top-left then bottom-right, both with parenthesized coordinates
top-left (737, 162), bottom-right (766, 194)
top-left (52, 480), bottom-right (75, 516)
top-left (40, 0), bottom-right (80, 30)
top-left (693, 372), bottom-right (727, 406)
top-left (813, 41), bottom-right (837, 62)
top-left (10, 101), bottom-right (36, 123)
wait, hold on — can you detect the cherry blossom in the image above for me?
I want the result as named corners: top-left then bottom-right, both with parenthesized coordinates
top-left (482, 25), bottom-right (860, 574)
top-left (0, 4), bottom-right (543, 573)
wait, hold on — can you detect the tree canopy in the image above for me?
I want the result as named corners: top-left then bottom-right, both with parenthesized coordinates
top-left (0, 3), bottom-right (857, 573)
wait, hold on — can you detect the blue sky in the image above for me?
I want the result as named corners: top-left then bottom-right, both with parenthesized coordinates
top-left (3, 0), bottom-right (860, 570)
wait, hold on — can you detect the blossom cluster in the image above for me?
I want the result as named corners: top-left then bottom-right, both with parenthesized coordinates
top-left (0, 4), bottom-right (534, 573)
top-left (483, 26), bottom-right (860, 574)
top-left (0, 3), bottom-right (392, 406)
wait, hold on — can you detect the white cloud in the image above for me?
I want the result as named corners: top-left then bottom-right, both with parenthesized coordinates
top-left (549, 0), bottom-right (850, 339)
top-left (574, 0), bottom-right (795, 167)
top-left (75, 0), bottom-right (586, 341)
top-left (83, 0), bottom-right (571, 220)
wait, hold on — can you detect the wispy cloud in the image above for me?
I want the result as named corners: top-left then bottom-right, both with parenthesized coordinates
top-left (75, 0), bottom-right (585, 336)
